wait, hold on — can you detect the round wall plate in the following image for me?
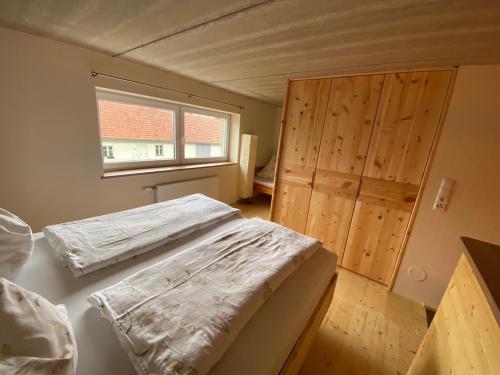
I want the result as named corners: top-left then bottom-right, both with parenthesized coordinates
top-left (407, 266), bottom-right (427, 282)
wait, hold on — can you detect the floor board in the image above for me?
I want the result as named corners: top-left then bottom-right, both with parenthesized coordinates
top-left (300, 269), bottom-right (427, 375)
top-left (231, 193), bottom-right (271, 220)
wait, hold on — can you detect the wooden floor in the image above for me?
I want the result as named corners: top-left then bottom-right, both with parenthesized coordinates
top-left (300, 270), bottom-right (427, 375)
top-left (232, 193), bottom-right (271, 220)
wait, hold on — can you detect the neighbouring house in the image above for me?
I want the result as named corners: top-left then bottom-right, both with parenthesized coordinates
top-left (98, 99), bottom-right (224, 162)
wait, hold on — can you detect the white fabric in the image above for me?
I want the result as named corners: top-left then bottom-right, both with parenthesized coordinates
top-left (88, 218), bottom-right (321, 375)
top-left (254, 175), bottom-right (274, 189)
top-left (210, 247), bottom-right (336, 375)
top-left (11, 216), bottom-right (335, 375)
top-left (0, 208), bottom-right (34, 279)
top-left (0, 278), bottom-right (78, 375)
top-left (256, 154), bottom-right (276, 180)
top-left (43, 194), bottom-right (239, 277)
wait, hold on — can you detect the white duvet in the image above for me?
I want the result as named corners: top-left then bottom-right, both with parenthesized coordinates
top-left (43, 194), bottom-right (240, 277)
top-left (0, 278), bottom-right (78, 375)
top-left (88, 218), bottom-right (321, 375)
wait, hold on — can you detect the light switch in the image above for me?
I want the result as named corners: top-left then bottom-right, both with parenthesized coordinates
top-left (433, 177), bottom-right (454, 211)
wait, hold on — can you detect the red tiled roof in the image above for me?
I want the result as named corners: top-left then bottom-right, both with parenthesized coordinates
top-left (185, 112), bottom-right (223, 144)
top-left (98, 100), bottom-right (223, 144)
top-left (98, 100), bottom-right (173, 141)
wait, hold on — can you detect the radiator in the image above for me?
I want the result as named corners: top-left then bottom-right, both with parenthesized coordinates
top-left (154, 176), bottom-right (219, 203)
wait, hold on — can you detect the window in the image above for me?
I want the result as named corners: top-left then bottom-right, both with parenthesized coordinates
top-left (96, 88), bottom-right (230, 170)
top-left (182, 109), bottom-right (228, 160)
top-left (155, 144), bottom-right (164, 156)
top-left (102, 145), bottom-right (114, 159)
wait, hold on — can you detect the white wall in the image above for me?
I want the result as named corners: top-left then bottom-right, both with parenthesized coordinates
top-left (393, 65), bottom-right (500, 309)
top-left (0, 27), bottom-right (277, 231)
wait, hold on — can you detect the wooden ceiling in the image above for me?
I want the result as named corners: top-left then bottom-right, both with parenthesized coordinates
top-left (1, 0), bottom-right (500, 104)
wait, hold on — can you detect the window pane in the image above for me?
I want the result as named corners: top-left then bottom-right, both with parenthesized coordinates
top-left (184, 111), bottom-right (226, 159)
top-left (98, 99), bottom-right (175, 162)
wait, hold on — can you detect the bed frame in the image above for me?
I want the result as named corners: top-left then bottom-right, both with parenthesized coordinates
top-left (253, 181), bottom-right (273, 196)
top-left (280, 273), bottom-right (337, 375)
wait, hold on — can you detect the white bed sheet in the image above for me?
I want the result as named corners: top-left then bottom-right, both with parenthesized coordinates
top-left (254, 175), bottom-right (274, 189)
top-left (12, 216), bottom-right (337, 375)
top-left (43, 194), bottom-right (239, 276)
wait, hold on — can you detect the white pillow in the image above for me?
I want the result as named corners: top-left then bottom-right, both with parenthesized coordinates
top-left (257, 154), bottom-right (277, 180)
top-left (0, 209), bottom-right (33, 279)
top-left (0, 278), bottom-right (78, 374)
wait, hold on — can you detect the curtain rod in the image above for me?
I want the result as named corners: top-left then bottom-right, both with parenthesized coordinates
top-left (90, 71), bottom-right (245, 110)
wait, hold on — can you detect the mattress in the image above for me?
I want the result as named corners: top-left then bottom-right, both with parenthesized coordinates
top-left (12, 215), bottom-right (337, 375)
top-left (254, 175), bottom-right (274, 189)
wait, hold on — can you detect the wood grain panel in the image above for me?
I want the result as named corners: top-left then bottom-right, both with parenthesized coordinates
top-left (272, 181), bottom-right (312, 233)
top-left (408, 255), bottom-right (500, 374)
top-left (363, 70), bottom-right (453, 184)
top-left (272, 163), bottom-right (315, 232)
top-left (277, 163), bottom-right (315, 188)
top-left (357, 177), bottom-right (419, 212)
top-left (316, 75), bottom-right (384, 174)
top-left (306, 171), bottom-right (361, 255)
top-left (279, 79), bottom-right (332, 168)
top-left (272, 79), bottom-right (331, 232)
top-left (343, 202), bottom-right (411, 284)
top-left (312, 170), bottom-right (360, 199)
top-left (305, 75), bottom-right (384, 261)
top-left (342, 70), bottom-right (452, 284)
top-left (305, 191), bottom-right (356, 260)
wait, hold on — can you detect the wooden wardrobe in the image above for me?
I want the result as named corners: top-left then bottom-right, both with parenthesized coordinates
top-left (271, 69), bottom-right (454, 286)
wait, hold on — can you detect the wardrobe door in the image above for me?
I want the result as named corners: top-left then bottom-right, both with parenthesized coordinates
top-left (305, 75), bottom-right (384, 262)
top-left (342, 70), bottom-right (453, 285)
top-left (272, 79), bottom-right (331, 233)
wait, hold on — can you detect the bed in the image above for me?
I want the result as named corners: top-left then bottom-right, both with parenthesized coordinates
top-left (254, 155), bottom-right (276, 196)
top-left (12, 214), bottom-right (337, 375)
top-left (253, 175), bottom-right (274, 196)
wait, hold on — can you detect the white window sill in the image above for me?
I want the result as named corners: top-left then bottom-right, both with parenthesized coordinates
top-left (101, 161), bottom-right (236, 179)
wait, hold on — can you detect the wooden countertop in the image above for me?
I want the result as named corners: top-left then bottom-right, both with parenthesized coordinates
top-left (461, 236), bottom-right (500, 324)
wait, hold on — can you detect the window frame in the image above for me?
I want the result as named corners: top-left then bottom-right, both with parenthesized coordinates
top-left (180, 106), bottom-right (230, 164)
top-left (96, 89), bottom-right (180, 170)
top-left (95, 88), bottom-right (231, 171)
top-left (95, 87), bottom-right (231, 171)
